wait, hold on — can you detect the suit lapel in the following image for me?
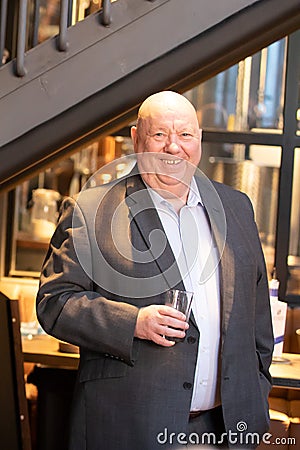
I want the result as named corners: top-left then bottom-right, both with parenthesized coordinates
top-left (125, 173), bottom-right (185, 293)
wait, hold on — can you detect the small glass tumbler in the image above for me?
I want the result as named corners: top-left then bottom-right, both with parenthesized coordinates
top-left (163, 289), bottom-right (194, 342)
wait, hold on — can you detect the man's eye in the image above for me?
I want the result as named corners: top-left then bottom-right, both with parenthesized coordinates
top-left (181, 132), bottom-right (192, 137)
top-left (152, 133), bottom-right (166, 140)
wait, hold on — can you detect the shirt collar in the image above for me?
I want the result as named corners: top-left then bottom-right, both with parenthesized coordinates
top-left (145, 176), bottom-right (204, 209)
top-left (187, 177), bottom-right (203, 207)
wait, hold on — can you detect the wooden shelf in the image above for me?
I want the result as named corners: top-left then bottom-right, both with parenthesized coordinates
top-left (22, 335), bottom-right (79, 370)
top-left (16, 232), bottom-right (50, 251)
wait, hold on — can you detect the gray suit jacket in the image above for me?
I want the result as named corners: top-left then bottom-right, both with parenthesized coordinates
top-left (37, 168), bottom-right (273, 450)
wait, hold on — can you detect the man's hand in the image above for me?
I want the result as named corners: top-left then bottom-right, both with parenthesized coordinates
top-left (134, 305), bottom-right (189, 346)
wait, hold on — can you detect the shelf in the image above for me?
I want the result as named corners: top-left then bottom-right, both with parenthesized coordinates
top-left (16, 231), bottom-right (50, 251)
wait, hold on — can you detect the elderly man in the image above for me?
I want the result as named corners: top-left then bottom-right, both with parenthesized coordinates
top-left (37, 91), bottom-right (273, 449)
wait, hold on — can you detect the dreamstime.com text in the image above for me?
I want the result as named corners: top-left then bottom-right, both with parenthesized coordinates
top-left (156, 421), bottom-right (297, 446)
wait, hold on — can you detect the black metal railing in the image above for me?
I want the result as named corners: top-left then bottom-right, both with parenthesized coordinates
top-left (101, 0), bottom-right (112, 26)
top-left (57, 0), bottom-right (70, 52)
top-left (16, 0), bottom-right (28, 76)
top-left (0, 0), bottom-right (117, 76)
top-left (0, 0), bottom-right (8, 66)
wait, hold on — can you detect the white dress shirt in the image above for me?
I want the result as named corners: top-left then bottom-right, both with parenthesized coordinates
top-left (147, 178), bottom-right (221, 411)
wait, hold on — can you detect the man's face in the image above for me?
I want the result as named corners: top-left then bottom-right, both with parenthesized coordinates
top-left (131, 99), bottom-right (201, 199)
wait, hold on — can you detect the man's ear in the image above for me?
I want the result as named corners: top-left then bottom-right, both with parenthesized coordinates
top-left (131, 126), bottom-right (138, 153)
top-left (131, 126), bottom-right (137, 141)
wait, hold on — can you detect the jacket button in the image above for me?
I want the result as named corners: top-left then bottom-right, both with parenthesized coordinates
top-left (187, 336), bottom-right (196, 344)
top-left (183, 382), bottom-right (193, 390)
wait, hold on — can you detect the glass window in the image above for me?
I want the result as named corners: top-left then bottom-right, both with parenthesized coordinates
top-left (185, 38), bottom-right (286, 132)
top-left (249, 40), bottom-right (286, 130)
top-left (287, 148), bottom-right (300, 297)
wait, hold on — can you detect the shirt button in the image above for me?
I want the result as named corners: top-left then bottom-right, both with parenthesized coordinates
top-left (183, 382), bottom-right (193, 390)
top-left (187, 336), bottom-right (196, 344)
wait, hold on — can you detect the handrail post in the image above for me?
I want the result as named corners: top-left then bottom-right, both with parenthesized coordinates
top-left (16, 0), bottom-right (28, 77)
top-left (67, 0), bottom-right (73, 27)
top-left (0, 0), bottom-right (8, 67)
top-left (101, 0), bottom-right (111, 27)
top-left (57, 0), bottom-right (69, 52)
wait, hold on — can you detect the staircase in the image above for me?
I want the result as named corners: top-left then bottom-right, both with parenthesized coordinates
top-left (0, 0), bottom-right (299, 191)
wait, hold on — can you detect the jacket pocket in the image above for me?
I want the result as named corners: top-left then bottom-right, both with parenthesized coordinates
top-left (79, 356), bottom-right (128, 382)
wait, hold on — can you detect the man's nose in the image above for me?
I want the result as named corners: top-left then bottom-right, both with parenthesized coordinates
top-left (166, 135), bottom-right (180, 152)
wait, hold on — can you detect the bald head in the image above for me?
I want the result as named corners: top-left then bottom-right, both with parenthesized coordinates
top-left (136, 91), bottom-right (199, 133)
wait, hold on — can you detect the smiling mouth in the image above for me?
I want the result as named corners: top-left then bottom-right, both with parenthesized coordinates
top-left (160, 158), bottom-right (182, 165)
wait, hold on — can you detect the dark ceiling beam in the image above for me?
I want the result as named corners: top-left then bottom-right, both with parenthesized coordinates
top-left (0, 0), bottom-right (299, 192)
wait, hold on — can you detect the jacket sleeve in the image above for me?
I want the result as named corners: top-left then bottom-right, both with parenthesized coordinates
top-left (36, 196), bottom-right (139, 365)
